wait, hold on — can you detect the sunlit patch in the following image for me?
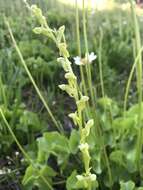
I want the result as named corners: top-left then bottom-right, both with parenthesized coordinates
top-left (57, 0), bottom-right (112, 10)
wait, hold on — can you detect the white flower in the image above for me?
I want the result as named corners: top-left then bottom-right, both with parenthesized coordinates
top-left (76, 175), bottom-right (84, 181)
top-left (89, 173), bottom-right (97, 181)
top-left (6, 156), bottom-right (10, 160)
top-left (7, 169), bottom-right (11, 174)
top-left (123, 20), bottom-right (127, 25)
top-left (74, 52), bottom-right (97, 66)
top-left (86, 52), bottom-right (97, 63)
top-left (15, 151), bottom-right (20, 156)
top-left (76, 173), bottom-right (97, 182)
top-left (0, 169), bottom-right (6, 175)
top-left (73, 56), bottom-right (82, 65)
top-left (21, 158), bottom-right (25, 163)
top-left (78, 143), bottom-right (89, 151)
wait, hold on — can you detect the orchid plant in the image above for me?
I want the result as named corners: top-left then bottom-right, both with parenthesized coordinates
top-left (28, 3), bottom-right (98, 190)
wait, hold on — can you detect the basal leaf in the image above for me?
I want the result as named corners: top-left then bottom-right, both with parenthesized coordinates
top-left (66, 170), bottom-right (77, 190)
top-left (69, 129), bottom-right (80, 154)
top-left (120, 180), bottom-right (135, 190)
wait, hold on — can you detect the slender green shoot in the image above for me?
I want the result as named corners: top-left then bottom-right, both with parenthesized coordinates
top-left (5, 18), bottom-right (61, 132)
top-left (0, 108), bottom-right (53, 190)
top-left (98, 27), bottom-right (105, 98)
top-left (124, 46), bottom-right (143, 115)
top-left (129, 0), bottom-right (143, 171)
top-left (82, 0), bottom-right (95, 105)
top-left (0, 74), bottom-right (7, 107)
top-left (75, 0), bottom-right (87, 96)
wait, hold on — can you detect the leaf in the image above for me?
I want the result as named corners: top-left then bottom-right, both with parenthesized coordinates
top-left (110, 150), bottom-right (126, 167)
top-left (113, 117), bottom-right (137, 132)
top-left (40, 165), bottom-right (57, 178)
top-left (69, 129), bottom-right (80, 154)
top-left (22, 165), bottom-right (37, 185)
top-left (37, 132), bottom-right (70, 166)
top-left (44, 132), bottom-right (69, 154)
top-left (120, 181), bottom-right (135, 190)
top-left (127, 103), bottom-right (143, 117)
top-left (92, 149), bottom-right (102, 174)
top-left (66, 170), bottom-right (77, 190)
top-left (23, 164), bottom-right (55, 190)
top-left (97, 97), bottom-right (119, 116)
top-left (97, 97), bottom-right (112, 108)
top-left (19, 111), bottom-right (41, 132)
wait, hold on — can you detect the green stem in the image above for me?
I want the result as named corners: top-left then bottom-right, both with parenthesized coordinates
top-left (130, 0), bottom-right (143, 170)
top-left (5, 18), bottom-right (61, 132)
top-left (123, 46), bottom-right (143, 115)
top-left (75, 0), bottom-right (87, 96)
top-left (92, 111), bottom-right (113, 189)
top-left (0, 108), bottom-right (53, 190)
top-left (82, 0), bottom-right (95, 105)
top-left (0, 73), bottom-right (7, 107)
top-left (103, 145), bottom-right (113, 190)
top-left (98, 27), bottom-right (105, 98)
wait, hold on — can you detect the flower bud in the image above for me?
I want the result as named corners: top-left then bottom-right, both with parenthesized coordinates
top-left (76, 96), bottom-right (89, 112)
top-left (58, 43), bottom-right (69, 58)
top-left (57, 57), bottom-right (71, 72)
top-left (33, 27), bottom-right (42, 34)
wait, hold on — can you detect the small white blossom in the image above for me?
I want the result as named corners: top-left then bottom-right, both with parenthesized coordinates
top-left (89, 173), bottom-right (97, 181)
top-left (76, 175), bottom-right (84, 181)
top-left (76, 173), bottom-right (97, 182)
top-left (79, 143), bottom-right (89, 151)
top-left (86, 52), bottom-right (97, 63)
top-left (21, 158), bottom-right (25, 163)
top-left (7, 169), bottom-right (11, 174)
top-left (15, 151), bottom-right (20, 156)
top-left (6, 156), bottom-right (10, 160)
top-left (73, 56), bottom-right (82, 65)
top-left (74, 52), bottom-right (97, 66)
top-left (123, 20), bottom-right (127, 25)
top-left (0, 169), bottom-right (6, 175)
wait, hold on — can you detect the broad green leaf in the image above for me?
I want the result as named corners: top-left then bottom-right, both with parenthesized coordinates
top-left (127, 103), bottom-right (143, 117)
top-left (97, 97), bottom-right (112, 108)
top-left (91, 147), bottom-right (102, 174)
top-left (66, 170), bottom-right (77, 190)
top-left (22, 165), bottom-right (37, 185)
top-left (69, 129), bottom-right (80, 154)
top-left (120, 180), bottom-right (135, 190)
top-left (23, 164), bottom-right (55, 190)
top-left (44, 132), bottom-right (69, 154)
top-left (113, 117), bottom-right (137, 132)
top-left (37, 132), bottom-right (70, 166)
top-left (19, 111), bottom-right (41, 132)
top-left (110, 150), bottom-right (126, 167)
top-left (40, 165), bottom-right (56, 178)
